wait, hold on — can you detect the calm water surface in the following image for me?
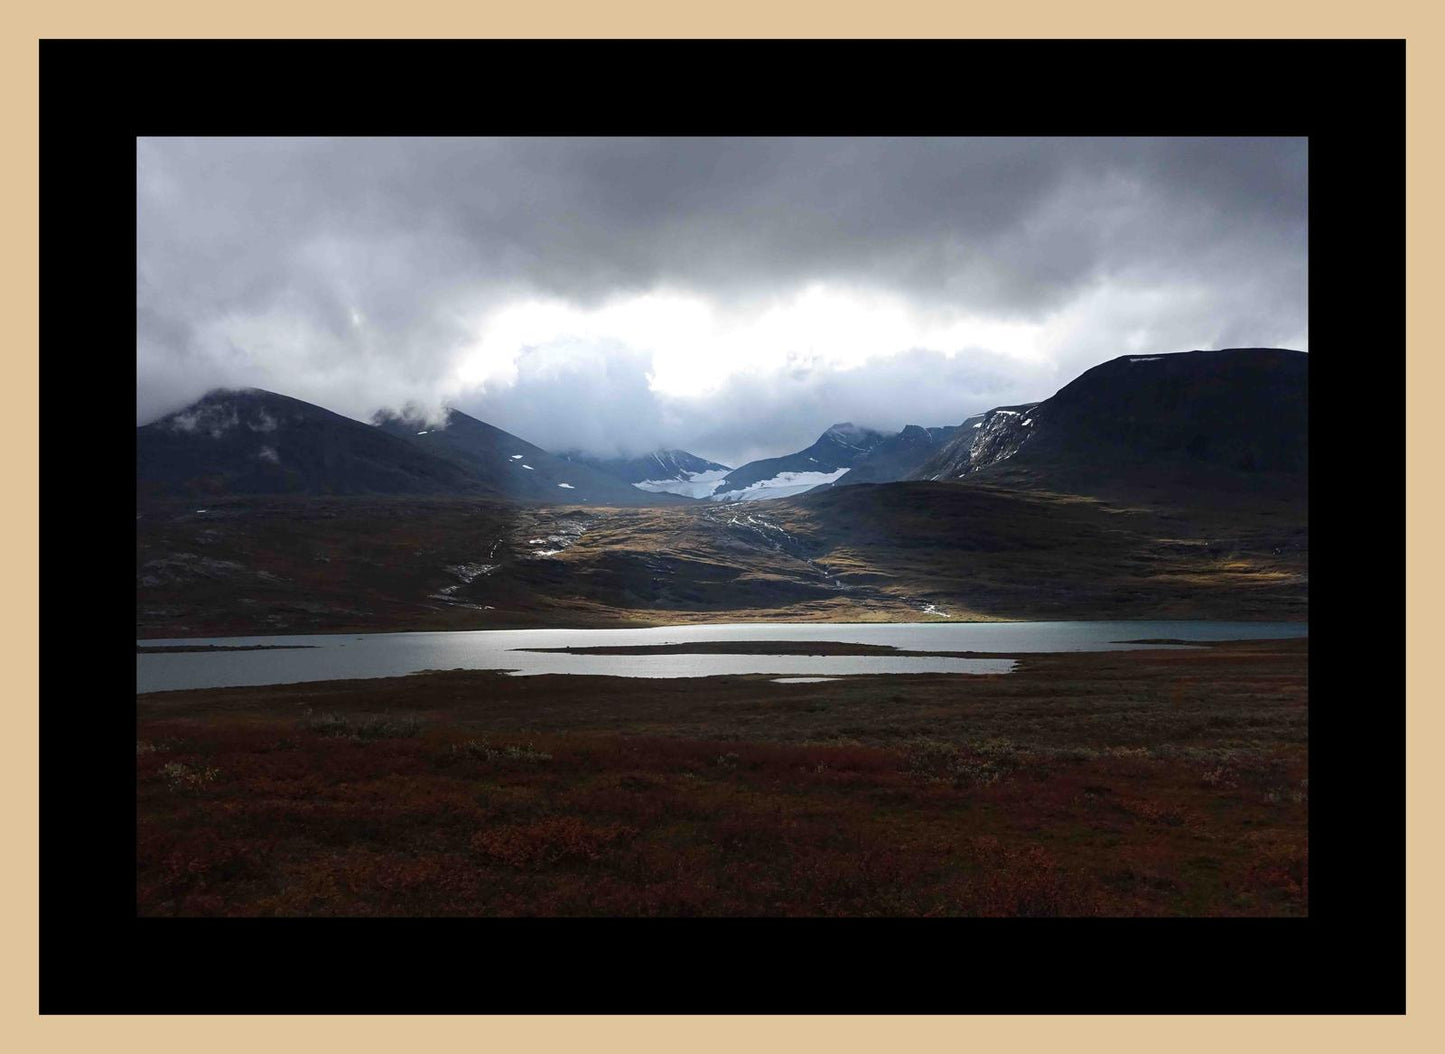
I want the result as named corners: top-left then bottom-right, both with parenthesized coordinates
top-left (136, 620), bottom-right (1306, 694)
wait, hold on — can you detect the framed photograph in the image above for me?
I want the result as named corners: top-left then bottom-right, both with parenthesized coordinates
top-left (37, 37), bottom-right (1403, 1016)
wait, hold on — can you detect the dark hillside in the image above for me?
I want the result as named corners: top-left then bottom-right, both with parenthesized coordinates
top-left (137, 389), bottom-right (481, 499)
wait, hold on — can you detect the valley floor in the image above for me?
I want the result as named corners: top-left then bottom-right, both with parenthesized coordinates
top-left (137, 638), bottom-right (1308, 916)
top-left (136, 483), bottom-right (1308, 638)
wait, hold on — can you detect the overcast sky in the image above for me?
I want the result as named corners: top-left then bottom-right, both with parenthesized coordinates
top-left (136, 137), bottom-right (1307, 467)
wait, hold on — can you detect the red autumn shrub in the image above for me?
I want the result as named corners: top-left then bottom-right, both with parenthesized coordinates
top-left (470, 816), bottom-right (639, 869)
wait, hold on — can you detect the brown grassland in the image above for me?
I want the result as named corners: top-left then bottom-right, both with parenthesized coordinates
top-left (137, 638), bottom-right (1307, 917)
top-left (136, 481), bottom-right (1307, 638)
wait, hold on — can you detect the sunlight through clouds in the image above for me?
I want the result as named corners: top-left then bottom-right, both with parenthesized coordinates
top-left (136, 137), bottom-right (1306, 465)
top-left (454, 283), bottom-right (1052, 404)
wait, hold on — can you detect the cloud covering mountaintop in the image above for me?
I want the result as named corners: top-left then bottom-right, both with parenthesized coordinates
top-left (137, 137), bottom-right (1306, 467)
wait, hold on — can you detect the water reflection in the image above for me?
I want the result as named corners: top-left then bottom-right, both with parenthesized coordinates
top-left (137, 620), bottom-right (1306, 694)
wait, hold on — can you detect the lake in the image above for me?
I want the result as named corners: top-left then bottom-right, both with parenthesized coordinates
top-left (135, 620), bottom-right (1307, 694)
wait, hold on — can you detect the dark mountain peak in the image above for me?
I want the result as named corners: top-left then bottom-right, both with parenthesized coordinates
top-left (139, 389), bottom-right (481, 499)
top-left (1142, 345), bottom-right (1301, 360)
top-left (894, 424), bottom-right (961, 447)
top-left (154, 386), bottom-right (315, 436)
top-left (142, 387), bottom-right (332, 438)
top-left (660, 447), bottom-right (729, 469)
top-left (1080, 346), bottom-right (1304, 380)
top-left (816, 422), bottom-right (887, 451)
top-left (428, 407), bottom-right (524, 439)
top-left (821, 421), bottom-right (883, 445)
top-left (708, 423), bottom-right (889, 501)
top-left (908, 346), bottom-right (1307, 496)
top-left (653, 448), bottom-right (732, 474)
top-left (817, 422), bottom-right (961, 490)
top-left (184, 385), bottom-right (274, 403)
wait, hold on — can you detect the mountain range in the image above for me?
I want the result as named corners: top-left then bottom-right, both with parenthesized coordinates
top-left (137, 347), bottom-right (1307, 507)
top-left (372, 408), bottom-right (688, 506)
top-left (137, 347), bottom-right (1309, 636)
top-left (137, 396), bottom-right (951, 504)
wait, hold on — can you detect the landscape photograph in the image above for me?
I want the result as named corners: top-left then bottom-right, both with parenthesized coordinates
top-left (134, 135), bottom-right (1311, 919)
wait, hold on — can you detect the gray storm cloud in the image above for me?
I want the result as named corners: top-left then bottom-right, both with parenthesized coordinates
top-left (136, 136), bottom-right (1307, 467)
top-left (457, 343), bottom-right (1052, 467)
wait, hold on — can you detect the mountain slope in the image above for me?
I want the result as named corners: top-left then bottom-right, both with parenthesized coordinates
top-left (137, 349), bottom-right (1309, 637)
top-left (708, 423), bottom-right (890, 502)
top-left (563, 449), bottom-right (732, 499)
top-left (137, 389), bottom-right (482, 499)
top-left (820, 424), bottom-right (959, 489)
top-left (911, 348), bottom-right (1307, 499)
top-left (374, 409), bottom-right (690, 506)
top-left (910, 405), bottom-right (1042, 481)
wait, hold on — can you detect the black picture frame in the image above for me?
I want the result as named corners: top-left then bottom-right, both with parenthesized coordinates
top-left (41, 38), bottom-right (1403, 1014)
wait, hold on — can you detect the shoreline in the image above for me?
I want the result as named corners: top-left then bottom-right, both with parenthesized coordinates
top-left (136, 644), bottom-right (318, 654)
top-left (135, 616), bottom-right (1309, 644)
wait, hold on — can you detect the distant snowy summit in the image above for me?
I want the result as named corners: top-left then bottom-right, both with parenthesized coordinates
top-left (569, 424), bottom-right (959, 503)
top-left (563, 448), bottom-right (733, 499)
top-left (705, 423), bottom-right (892, 502)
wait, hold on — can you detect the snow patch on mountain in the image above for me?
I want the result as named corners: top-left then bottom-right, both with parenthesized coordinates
top-left (709, 468), bottom-right (850, 502)
top-left (633, 467), bottom-right (731, 498)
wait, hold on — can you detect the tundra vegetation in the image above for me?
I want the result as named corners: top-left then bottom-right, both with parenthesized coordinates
top-left (137, 638), bottom-right (1307, 916)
